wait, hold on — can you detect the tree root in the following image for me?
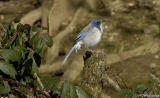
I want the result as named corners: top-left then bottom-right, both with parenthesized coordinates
top-left (45, 7), bottom-right (86, 64)
top-left (20, 7), bottom-right (42, 25)
top-left (106, 39), bottom-right (160, 65)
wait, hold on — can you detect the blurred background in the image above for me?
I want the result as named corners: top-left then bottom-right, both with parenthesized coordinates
top-left (0, 0), bottom-right (160, 97)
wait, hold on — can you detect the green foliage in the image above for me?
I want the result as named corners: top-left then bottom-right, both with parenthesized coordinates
top-left (0, 49), bottom-right (21, 62)
top-left (40, 75), bottom-right (60, 91)
top-left (0, 18), bottom-right (89, 98)
top-left (0, 84), bottom-right (10, 94)
top-left (75, 86), bottom-right (91, 98)
top-left (118, 79), bottom-right (160, 98)
top-left (61, 81), bottom-right (77, 98)
top-left (0, 61), bottom-right (17, 78)
top-left (0, 19), bottom-right (53, 97)
top-left (61, 80), bottom-right (91, 98)
top-left (42, 33), bottom-right (53, 47)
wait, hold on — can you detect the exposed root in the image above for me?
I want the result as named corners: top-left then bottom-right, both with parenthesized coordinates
top-left (45, 7), bottom-right (86, 64)
top-left (20, 7), bottom-right (42, 25)
top-left (106, 39), bottom-right (160, 64)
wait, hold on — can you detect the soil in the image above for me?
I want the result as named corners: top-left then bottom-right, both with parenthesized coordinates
top-left (0, 0), bottom-right (39, 23)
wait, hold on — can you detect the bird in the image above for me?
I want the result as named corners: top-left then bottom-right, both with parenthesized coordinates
top-left (62, 18), bottom-right (104, 65)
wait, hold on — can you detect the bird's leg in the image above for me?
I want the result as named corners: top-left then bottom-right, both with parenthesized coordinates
top-left (86, 47), bottom-right (95, 53)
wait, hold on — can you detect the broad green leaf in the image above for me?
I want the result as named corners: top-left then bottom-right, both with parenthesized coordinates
top-left (40, 75), bottom-right (60, 90)
top-left (13, 18), bottom-right (20, 23)
top-left (132, 93), bottom-right (138, 98)
top-left (0, 61), bottom-right (17, 78)
top-left (43, 33), bottom-right (53, 47)
top-left (34, 38), bottom-right (43, 53)
top-left (118, 89), bottom-right (133, 98)
top-left (0, 49), bottom-right (21, 62)
top-left (8, 22), bottom-right (15, 33)
top-left (61, 81), bottom-right (77, 98)
top-left (12, 46), bottom-right (26, 59)
top-left (132, 84), bottom-right (147, 93)
top-left (31, 57), bottom-right (39, 74)
top-left (75, 86), bottom-right (91, 98)
top-left (31, 26), bottom-right (42, 32)
top-left (30, 32), bottom-right (43, 53)
top-left (42, 27), bottom-right (48, 30)
top-left (30, 32), bottom-right (40, 45)
top-left (0, 84), bottom-right (10, 94)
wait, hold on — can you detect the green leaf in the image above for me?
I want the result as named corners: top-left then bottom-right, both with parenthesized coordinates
top-left (17, 23), bottom-right (24, 32)
top-left (30, 32), bottom-right (39, 45)
top-left (61, 81), bottom-right (77, 98)
top-left (118, 89), bottom-right (133, 98)
top-left (13, 18), bottom-right (20, 23)
top-left (12, 46), bottom-right (26, 59)
top-left (0, 49), bottom-right (21, 62)
top-left (35, 38), bottom-right (43, 53)
top-left (42, 27), bottom-right (48, 30)
top-left (0, 61), bottom-right (17, 78)
top-left (0, 84), bottom-right (10, 94)
top-left (42, 33), bottom-right (53, 47)
top-left (40, 75), bottom-right (60, 90)
top-left (132, 93), bottom-right (138, 98)
top-left (31, 26), bottom-right (42, 32)
top-left (30, 32), bottom-right (43, 53)
top-left (75, 86), bottom-right (91, 98)
top-left (132, 84), bottom-right (147, 93)
top-left (31, 57), bottom-right (39, 74)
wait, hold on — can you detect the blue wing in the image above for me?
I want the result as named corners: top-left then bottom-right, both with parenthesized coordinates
top-left (75, 25), bottom-right (92, 43)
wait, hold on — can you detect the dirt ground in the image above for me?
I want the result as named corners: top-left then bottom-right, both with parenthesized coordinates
top-left (0, 0), bottom-right (38, 23)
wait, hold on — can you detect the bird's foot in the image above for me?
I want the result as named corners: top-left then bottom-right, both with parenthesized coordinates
top-left (86, 48), bottom-right (96, 54)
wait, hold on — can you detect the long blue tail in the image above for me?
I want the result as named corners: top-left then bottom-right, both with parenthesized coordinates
top-left (62, 44), bottom-right (77, 65)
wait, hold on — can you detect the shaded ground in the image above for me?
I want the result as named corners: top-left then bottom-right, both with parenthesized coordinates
top-left (105, 51), bottom-right (160, 98)
top-left (0, 0), bottom-right (38, 23)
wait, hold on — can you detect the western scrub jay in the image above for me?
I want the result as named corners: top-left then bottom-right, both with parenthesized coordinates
top-left (62, 18), bottom-right (104, 65)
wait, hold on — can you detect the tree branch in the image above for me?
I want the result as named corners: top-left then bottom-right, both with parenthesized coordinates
top-left (0, 77), bottom-right (51, 98)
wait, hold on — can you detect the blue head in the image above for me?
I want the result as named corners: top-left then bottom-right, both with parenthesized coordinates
top-left (89, 18), bottom-right (103, 32)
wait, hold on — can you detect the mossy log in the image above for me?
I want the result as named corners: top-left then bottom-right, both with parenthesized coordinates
top-left (81, 51), bottom-right (107, 98)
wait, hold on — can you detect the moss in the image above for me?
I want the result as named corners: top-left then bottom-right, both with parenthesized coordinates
top-left (80, 51), bottom-right (106, 98)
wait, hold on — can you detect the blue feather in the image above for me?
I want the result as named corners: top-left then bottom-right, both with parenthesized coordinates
top-left (62, 44), bottom-right (77, 65)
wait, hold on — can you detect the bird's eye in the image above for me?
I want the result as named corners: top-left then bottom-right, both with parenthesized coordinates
top-left (96, 21), bottom-right (100, 24)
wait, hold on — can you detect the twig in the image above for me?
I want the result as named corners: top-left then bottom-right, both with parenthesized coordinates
top-left (0, 23), bottom-right (7, 33)
top-left (103, 74), bottom-right (121, 91)
top-left (0, 77), bottom-right (51, 98)
top-left (10, 88), bottom-right (34, 98)
top-left (113, 75), bottom-right (122, 89)
top-left (3, 32), bottom-right (17, 48)
top-left (116, 74), bottom-right (128, 88)
top-left (34, 73), bottom-right (44, 89)
top-left (34, 73), bottom-right (50, 96)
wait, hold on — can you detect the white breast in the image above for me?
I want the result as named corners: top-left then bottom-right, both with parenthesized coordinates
top-left (82, 27), bottom-right (102, 47)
